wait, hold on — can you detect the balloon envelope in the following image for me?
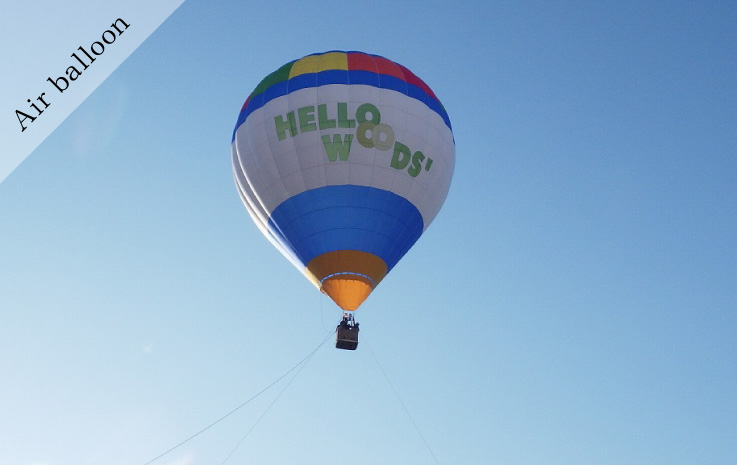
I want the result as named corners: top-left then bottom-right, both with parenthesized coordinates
top-left (232, 51), bottom-right (455, 311)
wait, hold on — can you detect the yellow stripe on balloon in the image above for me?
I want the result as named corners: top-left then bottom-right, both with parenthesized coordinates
top-left (289, 52), bottom-right (348, 78)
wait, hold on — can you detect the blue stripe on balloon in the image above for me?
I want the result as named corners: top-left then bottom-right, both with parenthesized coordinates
top-left (266, 185), bottom-right (424, 271)
top-left (322, 271), bottom-right (375, 285)
top-left (232, 70), bottom-right (452, 142)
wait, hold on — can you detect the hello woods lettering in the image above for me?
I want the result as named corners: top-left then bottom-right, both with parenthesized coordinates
top-left (273, 102), bottom-right (434, 178)
top-left (15, 18), bottom-right (131, 132)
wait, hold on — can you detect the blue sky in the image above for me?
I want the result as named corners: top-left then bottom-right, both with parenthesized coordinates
top-left (1, 1), bottom-right (736, 464)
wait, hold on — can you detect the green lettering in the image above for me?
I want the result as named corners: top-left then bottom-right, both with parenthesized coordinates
top-left (408, 151), bottom-right (425, 177)
top-left (356, 121), bottom-right (375, 148)
top-left (356, 103), bottom-right (380, 124)
top-left (391, 142), bottom-right (411, 170)
top-left (318, 104), bottom-right (336, 129)
top-left (322, 134), bottom-right (353, 161)
top-left (298, 105), bottom-right (317, 133)
top-left (373, 124), bottom-right (394, 151)
top-left (337, 102), bottom-right (355, 128)
top-left (274, 111), bottom-right (297, 140)
top-left (425, 158), bottom-right (433, 171)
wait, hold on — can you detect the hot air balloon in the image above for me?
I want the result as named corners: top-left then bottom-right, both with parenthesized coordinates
top-left (231, 51), bottom-right (454, 349)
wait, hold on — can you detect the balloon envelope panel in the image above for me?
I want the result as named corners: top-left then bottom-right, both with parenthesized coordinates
top-left (232, 51), bottom-right (454, 310)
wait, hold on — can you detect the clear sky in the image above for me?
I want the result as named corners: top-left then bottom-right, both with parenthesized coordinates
top-left (1, 1), bottom-right (736, 465)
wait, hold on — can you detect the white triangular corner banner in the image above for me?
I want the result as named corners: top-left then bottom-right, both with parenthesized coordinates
top-left (0, 0), bottom-right (186, 185)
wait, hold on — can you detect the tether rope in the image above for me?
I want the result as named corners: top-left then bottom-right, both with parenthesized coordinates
top-left (364, 338), bottom-right (441, 465)
top-left (219, 333), bottom-right (324, 465)
top-left (142, 331), bottom-right (332, 465)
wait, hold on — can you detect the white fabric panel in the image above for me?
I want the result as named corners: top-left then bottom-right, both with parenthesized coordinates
top-left (232, 150), bottom-right (307, 275)
top-left (302, 165), bottom-right (327, 190)
top-left (370, 166), bottom-right (399, 193)
top-left (233, 83), bottom-right (455, 231)
top-left (349, 162), bottom-right (373, 186)
top-left (324, 161), bottom-right (350, 186)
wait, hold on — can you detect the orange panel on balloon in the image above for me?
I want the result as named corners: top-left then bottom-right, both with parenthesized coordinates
top-left (320, 276), bottom-right (374, 311)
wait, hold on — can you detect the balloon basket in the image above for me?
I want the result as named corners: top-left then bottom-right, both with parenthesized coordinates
top-left (335, 312), bottom-right (359, 350)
